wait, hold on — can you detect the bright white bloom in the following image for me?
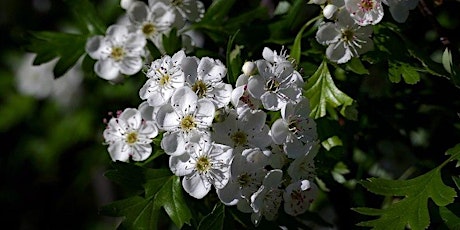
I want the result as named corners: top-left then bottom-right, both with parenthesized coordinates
top-left (169, 137), bottom-right (233, 199)
top-left (139, 50), bottom-right (186, 107)
top-left (261, 47), bottom-right (291, 65)
top-left (270, 98), bottom-right (318, 159)
top-left (287, 143), bottom-right (319, 181)
top-left (217, 148), bottom-right (269, 205)
top-left (345, 0), bottom-right (384, 26)
top-left (242, 61), bottom-right (257, 76)
top-left (212, 108), bottom-right (272, 151)
top-left (231, 84), bottom-right (262, 113)
top-left (247, 59), bottom-right (303, 111)
top-left (103, 108), bottom-right (159, 162)
top-left (316, 9), bottom-right (374, 64)
top-left (156, 86), bottom-right (215, 155)
top-left (184, 57), bottom-right (232, 109)
top-left (120, 0), bottom-right (136, 10)
top-left (127, 1), bottom-right (175, 48)
top-left (382, 0), bottom-right (419, 23)
top-left (283, 180), bottom-right (318, 216)
top-left (250, 169), bottom-right (284, 226)
top-left (152, 0), bottom-right (205, 28)
top-left (85, 24), bottom-right (146, 80)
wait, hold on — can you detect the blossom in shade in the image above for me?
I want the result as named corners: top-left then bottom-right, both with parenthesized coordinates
top-left (382, 0), bottom-right (420, 23)
top-left (169, 137), bottom-right (233, 199)
top-left (152, 0), bottom-right (205, 28)
top-left (315, 9), bottom-right (374, 64)
top-left (283, 180), bottom-right (318, 216)
top-left (250, 169), bottom-right (284, 226)
top-left (103, 108), bottom-right (158, 162)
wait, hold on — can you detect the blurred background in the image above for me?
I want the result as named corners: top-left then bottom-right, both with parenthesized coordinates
top-left (1, 0), bottom-right (460, 229)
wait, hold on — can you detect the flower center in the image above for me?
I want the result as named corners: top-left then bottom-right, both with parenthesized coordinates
top-left (192, 80), bottom-right (208, 98)
top-left (180, 115), bottom-right (196, 131)
top-left (341, 29), bottom-right (354, 42)
top-left (110, 46), bottom-right (125, 61)
top-left (237, 173), bottom-right (251, 187)
top-left (126, 131), bottom-right (138, 144)
top-left (359, 0), bottom-right (374, 12)
top-left (264, 78), bottom-right (280, 92)
top-left (159, 73), bottom-right (170, 86)
top-left (142, 23), bottom-right (156, 37)
top-left (231, 131), bottom-right (247, 146)
top-left (196, 156), bottom-right (211, 172)
top-left (171, 0), bottom-right (183, 6)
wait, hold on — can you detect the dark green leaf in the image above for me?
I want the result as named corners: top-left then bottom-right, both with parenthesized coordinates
top-left (439, 204), bottom-right (460, 230)
top-left (163, 28), bottom-right (182, 55)
top-left (197, 203), bottom-right (225, 230)
top-left (63, 0), bottom-right (106, 35)
top-left (226, 30), bottom-right (241, 85)
top-left (104, 161), bottom-right (146, 193)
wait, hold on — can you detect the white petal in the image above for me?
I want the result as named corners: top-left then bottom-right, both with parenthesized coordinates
top-left (247, 75), bottom-right (266, 99)
top-left (95, 59), bottom-right (120, 80)
top-left (271, 119), bottom-right (289, 144)
top-left (119, 108), bottom-right (142, 129)
top-left (119, 56), bottom-right (143, 75)
top-left (198, 57), bottom-right (227, 82)
top-left (127, 1), bottom-right (149, 24)
top-left (182, 174), bottom-right (212, 199)
top-left (131, 144), bottom-right (152, 161)
top-left (315, 22), bottom-right (340, 45)
top-left (161, 131), bottom-right (187, 156)
top-left (326, 42), bottom-right (353, 64)
top-left (216, 181), bottom-right (241, 205)
top-left (108, 142), bottom-right (131, 162)
top-left (169, 153), bottom-right (194, 176)
top-left (85, 36), bottom-right (107, 60)
top-left (260, 92), bottom-right (282, 111)
top-left (195, 99), bottom-right (216, 127)
top-left (171, 86), bottom-right (198, 115)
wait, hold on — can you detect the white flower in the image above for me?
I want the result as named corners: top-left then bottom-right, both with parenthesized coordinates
top-left (287, 143), bottom-right (319, 181)
top-left (85, 24), bottom-right (146, 80)
top-left (217, 148), bottom-right (269, 205)
top-left (103, 108), bottom-right (159, 162)
top-left (382, 0), bottom-right (419, 23)
top-left (283, 180), bottom-right (318, 216)
top-left (261, 47), bottom-right (291, 65)
top-left (231, 84), bottom-right (262, 113)
top-left (345, 0), bottom-right (384, 26)
top-left (169, 137), bottom-right (233, 199)
top-left (270, 98), bottom-right (318, 159)
top-left (127, 1), bottom-right (175, 48)
top-left (315, 9), bottom-right (374, 64)
top-left (250, 169), bottom-right (284, 226)
top-left (247, 59), bottom-right (303, 111)
top-left (152, 0), bottom-right (205, 27)
top-left (139, 50), bottom-right (186, 107)
top-left (184, 56), bottom-right (232, 109)
top-left (212, 108), bottom-right (272, 151)
top-left (156, 86), bottom-right (215, 155)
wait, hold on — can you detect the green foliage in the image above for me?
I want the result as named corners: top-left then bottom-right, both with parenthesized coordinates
top-left (303, 60), bottom-right (356, 120)
top-left (354, 144), bottom-right (460, 230)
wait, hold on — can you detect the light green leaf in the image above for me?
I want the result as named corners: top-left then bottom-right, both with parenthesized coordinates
top-left (445, 143), bottom-right (460, 167)
top-left (290, 15), bottom-right (321, 64)
top-left (356, 165), bottom-right (457, 229)
top-left (154, 176), bottom-right (192, 229)
top-left (226, 30), bottom-right (242, 85)
top-left (388, 61), bottom-right (420, 84)
top-left (197, 203), bottom-right (225, 230)
top-left (442, 47), bottom-right (454, 75)
top-left (304, 60), bottom-right (355, 119)
top-left (346, 57), bottom-right (370, 75)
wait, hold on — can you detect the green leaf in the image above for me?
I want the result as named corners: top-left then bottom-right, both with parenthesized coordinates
top-left (445, 143), bottom-right (460, 167)
top-left (200, 0), bottom-right (236, 23)
top-left (154, 175), bottom-right (192, 229)
top-left (99, 196), bottom-right (161, 229)
top-left (104, 161), bottom-right (147, 194)
top-left (388, 60), bottom-right (420, 84)
top-left (63, 0), bottom-right (106, 35)
top-left (355, 165), bottom-right (457, 230)
top-left (226, 30), bottom-right (241, 85)
top-left (346, 57), bottom-right (370, 75)
top-left (304, 60), bottom-right (355, 120)
top-left (439, 204), bottom-right (460, 230)
top-left (197, 203), bottom-right (225, 230)
top-left (26, 31), bottom-right (87, 78)
top-left (290, 15), bottom-right (322, 64)
top-left (162, 28), bottom-right (182, 55)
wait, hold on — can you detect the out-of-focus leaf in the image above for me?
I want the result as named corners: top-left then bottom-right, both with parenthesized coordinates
top-left (104, 161), bottom-right (147, 194)
top-left (388, 60), bottom-right (420, 84)
top-left (226, 30), bottom-right (241, 85)
top-left (26, 31), bottom-right (87, 78)
top-left (197, 203), bottom-right (225, 230)
top-left (445, 143), bottom-right (460, 167)
top-left (304, 60), bottom-right (355, 120)
top-left (63, 0), bottom-right (106, 35)
top-left (163, 28), bottom-right (182, 55)
top-left (439, 204), bottom-right (460, 230)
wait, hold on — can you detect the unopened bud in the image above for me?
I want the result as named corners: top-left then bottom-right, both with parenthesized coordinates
top-left (242, 61), bottom-right (257, 76)
top-left (323, 4), bottom-right (338, 19)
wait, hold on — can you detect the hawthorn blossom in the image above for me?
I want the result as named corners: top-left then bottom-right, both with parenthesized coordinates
top-left (217, 148), bottom-right (270, 205)
top-left (250, 169), bottom-right (284, 226)
top-left (85, 24), bottom-right (146, 81)
top-left (283, 180), bottom-right (318, 216)
top-left (270, 98), bottom-right (318, 158)
top-left (315, 9), bottom-right (374, 64)
top-left (156, 86), bottom-right (215, 155)
top-left (169, 137), bottom-right (233, 199)
top-left (184, 56), bottom-right (232, 109)
top-left (382, 0), bottom-right (420, 23)
top-left (212, 108), bottom-right (272, 152)
top-left (103, 108), bottom-right (158, 162)
top-left (287, 143), bottom-right (319, 181)
top-left (153, 0), bottom-right (205, 28)
top-left (345, 0), bottom-right (384, 26)
top-left (127, 1), bottom-right (175, 49)
top-left (139, 50), bottom-right (186, 107)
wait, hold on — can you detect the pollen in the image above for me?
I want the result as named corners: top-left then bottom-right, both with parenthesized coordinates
top-left (192, 80), bottom-right (208, 98)
top-left (231, 131), bottom-right (247, 146)
top-left (110, 46), bottom-right (125, 61)
top-left (126, 131), bottom-right (138, 144)
top-left (359, 0), bottom-right (374, 12)
top-left (180, 115), bottom-right (196, 132)
top-left (142, 23), bottom-right (156, 36)
top-left (159, 73), bottom-right (170, 86)
top-left (341, 29), bottom-right (355, 42)
top-left (196, 156), bottom-right (211, 172)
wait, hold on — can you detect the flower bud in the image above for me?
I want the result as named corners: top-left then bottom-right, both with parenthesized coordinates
top-left (323, 4), bottom-right (338, 19)
top-left (242, 61), bottom-right (257, 76)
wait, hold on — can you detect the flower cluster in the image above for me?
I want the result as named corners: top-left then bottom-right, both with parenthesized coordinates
top-left (85, 0), bottom-right (204, 81)
top-left (312, 0), bottom-right (420, 63)
top-left (102, 47), bottom-right (320, 226)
